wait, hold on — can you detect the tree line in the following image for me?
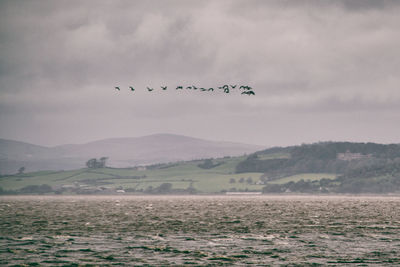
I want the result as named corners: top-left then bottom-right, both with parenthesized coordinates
top-left (235, 142), bottom-right (400, 194)
top-left (86, 157), bottom-right (108, 168)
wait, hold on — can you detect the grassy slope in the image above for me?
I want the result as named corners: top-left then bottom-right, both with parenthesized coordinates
top-left (0, 170), bottom-right (85, 190)
top-left (0, 156), bottom-right (267, 193)
top-left (268, 173), bottom-right (336, 184)
top-left (0, 153), bottom-right (340, 193)
top-left (257, 152), bottom-right (290, 160)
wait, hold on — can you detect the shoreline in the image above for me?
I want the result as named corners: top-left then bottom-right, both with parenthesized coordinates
top-left (2, 193), bottom-right (400, 200)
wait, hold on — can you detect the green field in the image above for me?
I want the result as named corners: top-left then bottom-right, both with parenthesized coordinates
top-left (256, 152), bottom-right (291, 160)
top-left (2, 144), bottom-right (398, 194)
top-left (268, 173), bottom-right (337, 185)
top-left (0, 157), bottom-right (267, 193)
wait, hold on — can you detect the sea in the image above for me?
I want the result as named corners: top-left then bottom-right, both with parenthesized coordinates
top-left (1, 195), bottom-right (399, 266)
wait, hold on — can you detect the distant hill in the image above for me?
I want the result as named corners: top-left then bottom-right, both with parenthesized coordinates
top-left (0, 134), bottom-right (264, 174)
top-left (237, 142), bottom-right (400, 194)
top-left (2, 141), bottom-right (400, 194)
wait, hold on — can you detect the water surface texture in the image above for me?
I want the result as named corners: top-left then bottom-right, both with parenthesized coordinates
top-left (1, 195), bottom-right (399, 266)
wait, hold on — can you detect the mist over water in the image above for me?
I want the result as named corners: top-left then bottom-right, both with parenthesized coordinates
top-left (1, 195), bottom-right (399, 265)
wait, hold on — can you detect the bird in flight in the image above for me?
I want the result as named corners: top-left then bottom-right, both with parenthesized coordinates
top-left (114, 84), bottom-right (251, 95)
top-left (222, 85), bottom-right (229, 93)
top-left (241, 91), bottom-right (255, 95)
top-left (240, 85), bottom-right (252, 90)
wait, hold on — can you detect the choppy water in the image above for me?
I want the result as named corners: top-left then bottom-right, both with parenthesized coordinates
top-left (1, 195), bottom-right (400, 266)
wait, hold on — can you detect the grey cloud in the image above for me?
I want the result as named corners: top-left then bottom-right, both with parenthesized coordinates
top-left (1, 0), bottom-right (400, 146)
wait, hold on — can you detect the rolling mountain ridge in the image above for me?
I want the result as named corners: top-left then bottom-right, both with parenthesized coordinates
top-left (2, 141), bottom-right (400, 195)
top-left (0, 134), bottom-right (264, 174)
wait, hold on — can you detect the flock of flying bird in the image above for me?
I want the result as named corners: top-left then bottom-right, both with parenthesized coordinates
top-left (114, 84), bottom-right (255, 95)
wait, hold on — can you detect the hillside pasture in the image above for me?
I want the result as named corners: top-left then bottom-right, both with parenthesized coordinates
top-left (0, 157), bottom-right (264, 193)
top-left (267, 173), bottom-right (336, 185)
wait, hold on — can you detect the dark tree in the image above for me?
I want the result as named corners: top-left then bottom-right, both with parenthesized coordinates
top-left (18, 167), bottom-right (25, 174)
top-left (99, 157), bottom-right (108, 168)
top-left (20, 184), bottom-right (53, 194)
top-left (262, 184), bottom-right (283, 193)
top-left (86, 158), bottom-right (97, 168)
top-left (86, 157), bottom-right (109, 168)
top-left (157, 183), bottom-right (172, 193)
top-left (198, 159), bottom-right (215, 169)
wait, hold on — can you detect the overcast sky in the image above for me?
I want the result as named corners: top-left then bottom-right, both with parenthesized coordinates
top-left (1, 0), bottom-right (400, 147)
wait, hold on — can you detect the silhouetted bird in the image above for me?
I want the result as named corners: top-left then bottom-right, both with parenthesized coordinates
top-left (230, 85), bottom-right (237, 89)
top-left (147, 87), bottom-right (154, 91)
top-left (241, 91), bottom-right (255, 95)
top-left (208, 88), bottom-right (214, 91)
top-left (186, 86), bottom-right (192, 89)
top-left (161, 86), bottom-right (167, 90)
top-left (200, 88), bottom-right (207, 91)
top-left (192, 86), bottom-right (198, 90)
top-left (115, 86), bottom-right (120, 91)
top-left (222, 85), bottom-right (229, 93)
top-left (129, 86), bottom-right (135, 91)
top-left (240, 85), bottom-right (252, 90)
top-left (176, 86), bottom-right (183, 90)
